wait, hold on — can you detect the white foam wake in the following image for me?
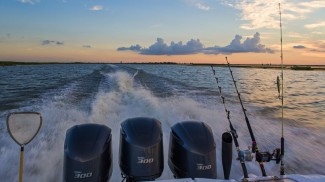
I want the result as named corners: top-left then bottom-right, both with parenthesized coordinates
top-left (1, 71), bottom-right (324, 181)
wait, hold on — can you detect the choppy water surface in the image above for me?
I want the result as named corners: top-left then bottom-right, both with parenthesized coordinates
top-left (0, 64), bottom-right (324, 181)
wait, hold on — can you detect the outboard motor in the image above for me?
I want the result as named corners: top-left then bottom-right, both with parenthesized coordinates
top-left (119, 117), bottom-right (164, 181)
top-left (168, 121), bottom-right (216, 179)
top-left (63, 124), bottom-right (112, 182)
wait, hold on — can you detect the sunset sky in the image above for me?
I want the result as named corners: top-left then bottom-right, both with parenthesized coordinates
top-left (0, 0), bottom-right (324, 64)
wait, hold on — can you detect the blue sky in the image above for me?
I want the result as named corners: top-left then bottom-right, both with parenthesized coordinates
top-left (1, 0), bottom-right (325, 64)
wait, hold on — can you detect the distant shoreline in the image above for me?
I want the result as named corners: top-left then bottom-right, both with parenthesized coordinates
top-left (1, 61), bottom-right (325, 71)
top-left (0, 61), bottom-right (88, 66)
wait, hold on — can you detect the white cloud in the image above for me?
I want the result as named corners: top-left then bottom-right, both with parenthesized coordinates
top-left (222, 0), bottom-right (325, 30)
top-left (204, 32), bottom-right (274, 54)
top-left (19, 0), bottom-right (38, 4)
top-left (286, 32), bottom-right (304, 38)
top-left (117, 32), bottom-right (273, 55)
top-left (89, 5), bottom-right (103, 11)
top-left (196, 3), bottom-right (210, 11)
top-left (183, 0), bottom-right (211, 11)
top-left (299, 1), bottom-right (325, 8)
top-left (312, 31), bottom-right (325, 35)
top-left (305, 21), bottom-right (325, 29)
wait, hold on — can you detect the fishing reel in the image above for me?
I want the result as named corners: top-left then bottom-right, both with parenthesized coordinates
top-left (237, 148), bottom-right (281, 164)
top-left (256, 148), bottom-right (281, 164)
top-left (238, 149), bottom-right (253, 162)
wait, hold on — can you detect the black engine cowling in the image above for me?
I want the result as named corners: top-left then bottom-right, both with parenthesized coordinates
top-left (168, 121), bottom-right (217, 179)
top-left (63, 123), bottom-right (112, 182)
top-left (119, 117), bottom-right (164, 181)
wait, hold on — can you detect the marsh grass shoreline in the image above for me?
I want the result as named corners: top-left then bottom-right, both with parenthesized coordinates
top-left (1, 61), bottom-right (325, 70)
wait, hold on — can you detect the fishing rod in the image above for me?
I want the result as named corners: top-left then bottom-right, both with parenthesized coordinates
top-left (225, 57), bottom-right (282, 177)
top-left (211, 65), bottom-right (249, 179)
top-left (279, 3), bottom-right (285, 176)
top-left (225, 57), bottom-right (268, 176)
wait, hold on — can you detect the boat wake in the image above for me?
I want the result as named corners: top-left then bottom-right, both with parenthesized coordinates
top-left (0, 65), bottom-right (324, 181)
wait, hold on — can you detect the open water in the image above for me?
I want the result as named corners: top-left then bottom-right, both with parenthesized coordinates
top-left (0, 64), bottom-right (324, 181)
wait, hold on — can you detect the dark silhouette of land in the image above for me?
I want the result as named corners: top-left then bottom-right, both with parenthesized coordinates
top-left (1, 61), bottom-right (325, 70)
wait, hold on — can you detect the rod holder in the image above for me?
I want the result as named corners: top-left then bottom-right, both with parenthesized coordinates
top-left (222, 132), bottom-right (233, 179)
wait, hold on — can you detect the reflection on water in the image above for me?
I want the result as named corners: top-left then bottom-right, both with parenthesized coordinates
top-left (128, 65), bottom-right (325, 127)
